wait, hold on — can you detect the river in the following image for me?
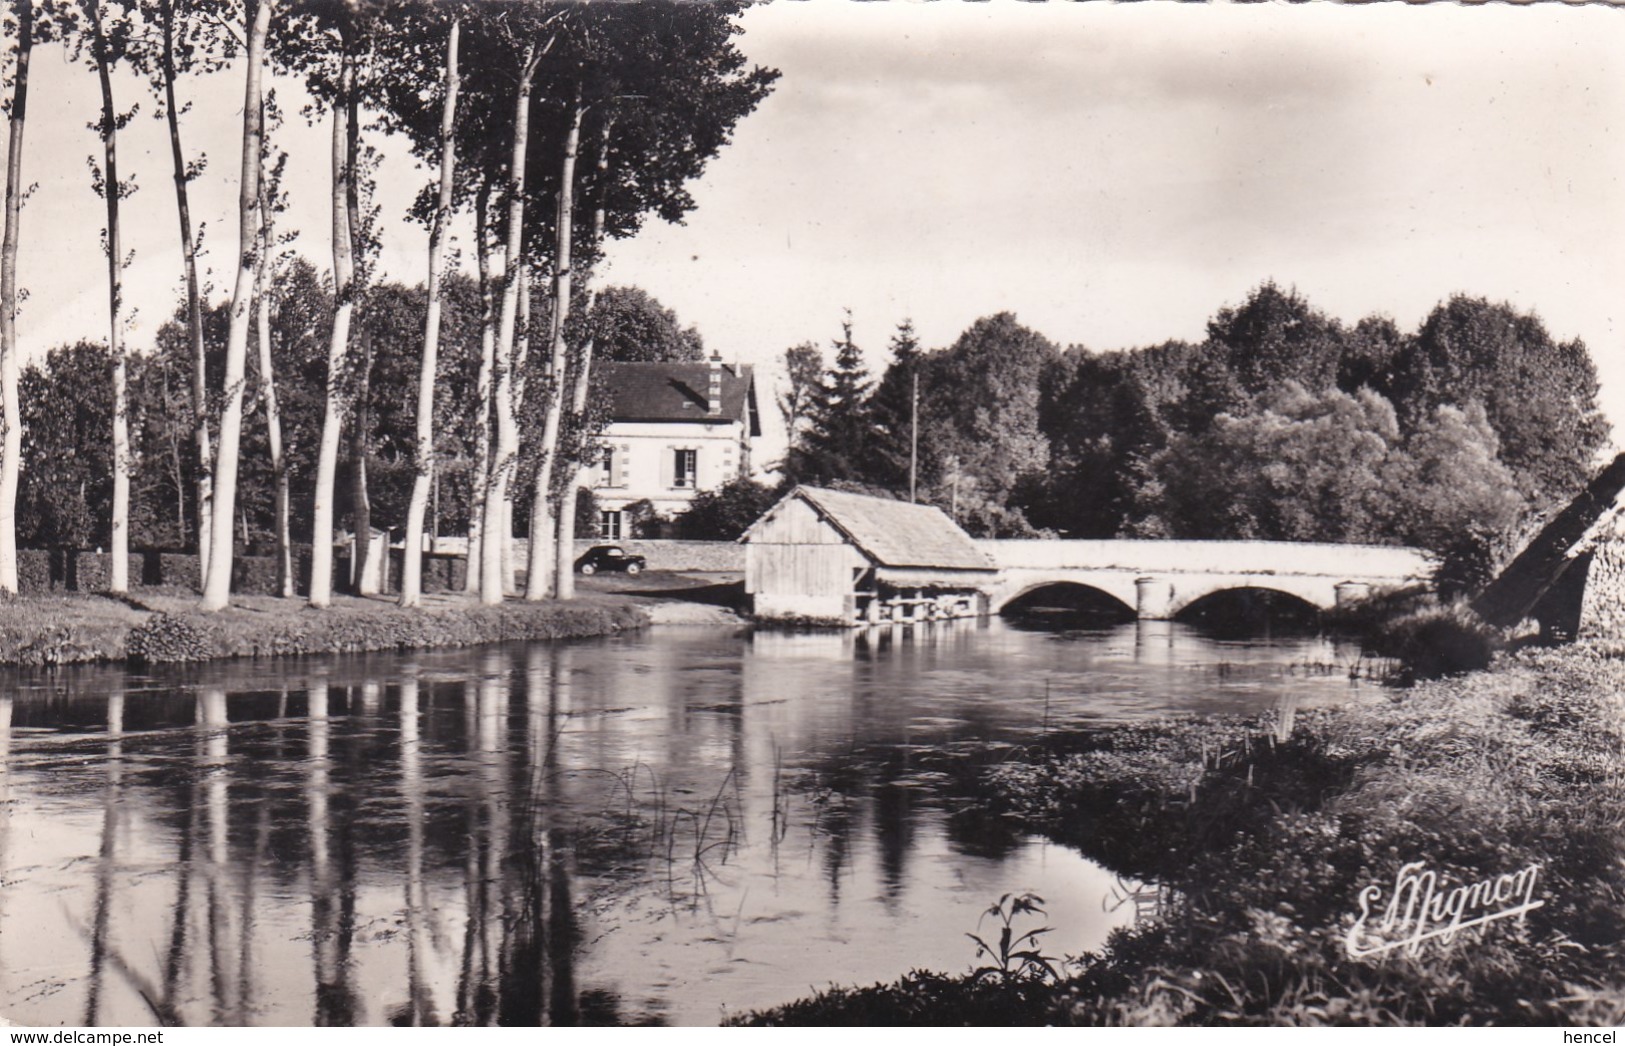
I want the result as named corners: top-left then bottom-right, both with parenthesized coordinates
top-left (0, 617), bottom-right (1379, 1027)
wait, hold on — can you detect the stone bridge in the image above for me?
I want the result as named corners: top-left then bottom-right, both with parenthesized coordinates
top-left (978, 539), bottom-right (1436, 619)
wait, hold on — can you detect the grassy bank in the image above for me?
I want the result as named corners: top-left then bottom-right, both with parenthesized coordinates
top-left (0, 588), bottom-right (650, 666)
top-left (736, 644), bottom-right (1625, 1026)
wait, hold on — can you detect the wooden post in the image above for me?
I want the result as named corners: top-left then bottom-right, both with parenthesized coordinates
top-left (909, 370), bottom-right (918, 505)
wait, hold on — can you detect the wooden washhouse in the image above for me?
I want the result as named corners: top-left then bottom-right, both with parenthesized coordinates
top-left (740, 485), bottom-right (998, 624)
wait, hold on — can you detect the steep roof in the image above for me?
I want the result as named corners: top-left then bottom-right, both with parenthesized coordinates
top-left (750, 486), bottom-right (996, 571)
top-left (599, 361), bottom-right (759, 434)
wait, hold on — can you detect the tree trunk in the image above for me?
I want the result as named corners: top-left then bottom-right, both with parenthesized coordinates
top-left (162, 361), bottom-right (186, 539)
top-left (479, 42), bottom-right (542, 606)
top-left (254, 177), bottom-right (291, 598)
top-left (199, 0), bottom-right (271, 610)
top-left (344, 74), bottom-right (371, 597)
top-left (89, 0), bottom-right (130, 595)
top-left (400, 15), bottom-right (460, 608)
top-left (501, 261), bottom-right (528, 595)
top-left (0, 0), bottom-right (32, 593)
top-left (351, 329), bottom-right (373, 595)
top-left (464, 180), bottom-right (494, 595)
top-left (554, 118), bottom-right (612, 602)
top-left (306, 48), bottom-right (357, 608)
top-left (525, 98), bottom-right (583, 601)
top-left (161, 0), bottom-right (212, 587)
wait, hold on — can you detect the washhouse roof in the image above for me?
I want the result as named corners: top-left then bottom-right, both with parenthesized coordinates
top-left (748, 486), bottom-right (997, 572)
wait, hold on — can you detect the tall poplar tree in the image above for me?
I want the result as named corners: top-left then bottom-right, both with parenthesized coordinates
top-left (199, 0), bottom-right (271, 610)
top-left (394, 2), bottom-right (461, 608)
top-left (80, 0), bottom-right (139, 593)
top-left (0, 0), bottom-right (46, 593)
top-left (131, 0), bottom-right (231, 583)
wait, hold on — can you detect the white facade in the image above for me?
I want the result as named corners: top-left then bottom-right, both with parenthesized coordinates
top-left (589, 360), bottom-right (759, 540)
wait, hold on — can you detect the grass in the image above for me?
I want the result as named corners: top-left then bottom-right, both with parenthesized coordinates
top-left (0, 590), bottom-right (150, 665)
top-left (735, 643), bottom-right (1625, 1026)
top-left (0, 586), bottom-right (650, 666)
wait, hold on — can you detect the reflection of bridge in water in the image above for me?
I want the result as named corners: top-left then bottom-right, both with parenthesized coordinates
top-left (980, 539), bottom-right (1436, 619)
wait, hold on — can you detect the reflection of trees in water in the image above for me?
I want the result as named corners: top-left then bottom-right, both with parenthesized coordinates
top-left (6, 639), bottom-right (943, 1028)
top-left (872, 779), bottom-right (914, 907)
top-left (392, 674), bottom-right (435, 1027)
top-left (84, 694), bottom-right (122, 1026)
top-left (308, 677), bottom-right (361, 1027)
top-left (446, 647), bottom-right (583, 1027)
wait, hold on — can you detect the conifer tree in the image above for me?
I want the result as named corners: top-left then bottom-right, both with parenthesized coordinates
top-left (863, 319), bottom-right (925, 494)
top-left (790, 311), bottom-right (875, 486)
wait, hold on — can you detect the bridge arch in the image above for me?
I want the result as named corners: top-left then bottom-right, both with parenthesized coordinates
top-left (1164, 578), bottom-right (1338, 618)
top-left (1171, 585), bottom-right (1325, 630)
top-left (999, 580), bottom-right (1137, 620)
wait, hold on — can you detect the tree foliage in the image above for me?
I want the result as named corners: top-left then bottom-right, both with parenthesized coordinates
top-left (773, 281), bottom-right (1606, 562)
top-left (678, 476), bottom-right (779, 541)
top-left (589, 285), bottom-right (703, 363)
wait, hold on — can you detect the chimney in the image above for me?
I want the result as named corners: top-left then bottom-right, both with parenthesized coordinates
top-left (707, 351), bottom-right (723, 416)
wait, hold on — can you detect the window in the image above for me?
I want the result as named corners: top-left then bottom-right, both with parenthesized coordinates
top-left (599, 510), bottom-right (622, 541)
top-left (599, 445), bottom-right (614, 475)
top-left (673, 448), bottom-right (698, 489)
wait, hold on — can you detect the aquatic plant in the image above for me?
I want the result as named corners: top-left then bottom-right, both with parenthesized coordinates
top-left (967, 893), bottom-right (1060, 986)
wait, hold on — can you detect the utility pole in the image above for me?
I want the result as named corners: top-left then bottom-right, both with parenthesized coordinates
top-left (909, 370), bottom-right (918, 504)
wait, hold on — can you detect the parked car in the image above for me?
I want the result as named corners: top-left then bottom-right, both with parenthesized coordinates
top-left (574, 545), bottom-right (646, 576)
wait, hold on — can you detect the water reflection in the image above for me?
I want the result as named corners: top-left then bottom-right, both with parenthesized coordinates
top-left (0, 620), bottom-right (1371, 1026)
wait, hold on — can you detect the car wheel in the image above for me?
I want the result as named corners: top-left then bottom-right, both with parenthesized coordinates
top-left (625, 562), bottom-right (641, 576)
top-left (579, 563), bottom-right (596, 576)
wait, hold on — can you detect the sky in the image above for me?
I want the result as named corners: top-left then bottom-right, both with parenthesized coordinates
top-left (8, 0), bottom-right (1625, 461)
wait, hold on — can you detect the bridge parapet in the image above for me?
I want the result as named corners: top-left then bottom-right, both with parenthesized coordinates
top-left (977, 539), bottom-right (1436, 580)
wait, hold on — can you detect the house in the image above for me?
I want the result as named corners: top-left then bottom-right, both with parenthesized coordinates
top-left (590, 355), bottom-right (761, 539)
top-left (740, 485), bottom-right (998, 624)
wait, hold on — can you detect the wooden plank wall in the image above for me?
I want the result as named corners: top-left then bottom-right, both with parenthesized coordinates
top-left (746, 496), bottom-right (865, 597)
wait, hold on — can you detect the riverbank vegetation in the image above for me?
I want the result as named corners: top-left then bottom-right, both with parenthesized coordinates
top-left (0, 587), bottom-right (647, 666)
top-left (735, 643), bottom-right (1625, 1026)
top-left (1323, 586), bottom-right (1503, 682)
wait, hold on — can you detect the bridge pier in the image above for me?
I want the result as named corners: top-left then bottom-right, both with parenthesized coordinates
top-left (1135, 576), bottom-right (1175, 620)
top-left (1334, 581), bottom-right (1371, 606)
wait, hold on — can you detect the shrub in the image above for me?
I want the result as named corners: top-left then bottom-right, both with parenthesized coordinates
top-left (677, 478), bottom-right (780, 540)
top-left (16, 550), bottom-right (52, 593)
top-left (127, 612), bottom-right (220, 663)
top-left (232, 554), bottom-right (285, 596)
top-left (158, 553), bottom-right (200, 589)
top-left (623, 499), bottom-right (668, 539)
top-left (1435, 522), bottom-right (1504, 601)
top-left (75, 552), bottom-right (110, 592)
top-left (1371, 600), bottom-right (1500, 681)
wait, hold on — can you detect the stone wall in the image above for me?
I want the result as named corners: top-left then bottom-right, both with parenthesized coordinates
top-left (1473, 453), bottom-right (1625, 628)
top-left (1579, 530), bottom-right (1625, 639)
top-left (11, 539), bottom-right (741, 597)
top-left (569, 539), bottom-right (744, 572)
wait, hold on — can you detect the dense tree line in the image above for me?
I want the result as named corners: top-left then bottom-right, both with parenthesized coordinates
top-left (16, 274), bottom-right (706, 555)
top-left (770, 283), bottom-right (1608, 586)
top-left (0, 0), bottom-right (775, 607)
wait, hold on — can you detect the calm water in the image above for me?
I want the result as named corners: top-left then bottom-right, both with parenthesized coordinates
top-left (0, 618), bottom-right (1377, 1027)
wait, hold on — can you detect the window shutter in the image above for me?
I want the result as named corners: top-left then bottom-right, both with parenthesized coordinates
top-left (609, 446), bottom-right (623, 488)
top-left (661, 447), bottom-right (675, 489)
